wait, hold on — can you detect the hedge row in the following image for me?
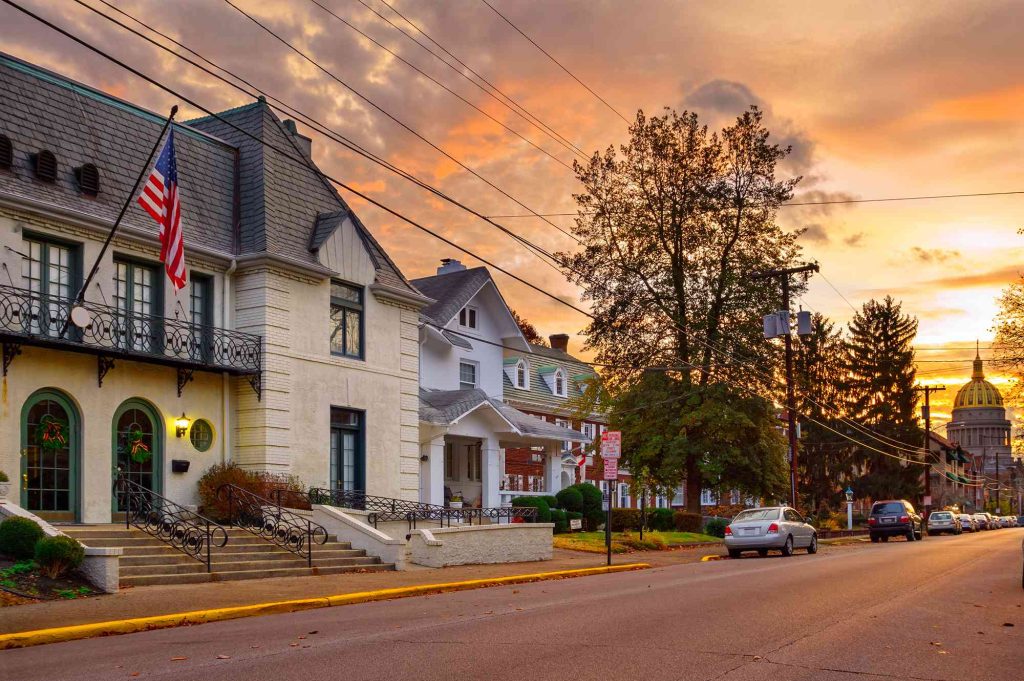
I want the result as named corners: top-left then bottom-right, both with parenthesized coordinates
top-left (511, 483), bottom-right (603, 532)
top-left (608, 508), bottom-right (704, 533)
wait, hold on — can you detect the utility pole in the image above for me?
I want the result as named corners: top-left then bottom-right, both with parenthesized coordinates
top-left (913, 385), bottom-right (945, 518)
top-left (752, 263), bottom-right (819, 510)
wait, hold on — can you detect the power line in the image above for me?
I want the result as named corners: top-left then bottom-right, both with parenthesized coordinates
top-left (305, 0), bottom-right (579, 170)
top-left (364, 0), bottom-right (589, 158)
top-left (477, 0), bottom-right (630, 124)
top-left (220, 0), bottom-right (580, 243)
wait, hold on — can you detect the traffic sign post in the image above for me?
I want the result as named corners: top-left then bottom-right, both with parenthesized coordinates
top-left (601, 431), bottom-right (622, 566)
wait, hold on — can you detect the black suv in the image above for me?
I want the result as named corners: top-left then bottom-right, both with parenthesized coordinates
top-left (868, 500), bottom-right (923, 543)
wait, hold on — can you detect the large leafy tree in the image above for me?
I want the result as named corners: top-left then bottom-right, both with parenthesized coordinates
top-left (560, 107), bottom-right (802, 510)
top-left (610, 371), bottom-right (789, 506)
top-left (842, 297), bottom-right (923, 500)
top-left (795, 313), bottom-right (858, 512)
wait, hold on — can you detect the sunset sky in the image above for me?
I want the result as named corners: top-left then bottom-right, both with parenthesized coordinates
top-left (3, 0), bottom-right (1022, 425)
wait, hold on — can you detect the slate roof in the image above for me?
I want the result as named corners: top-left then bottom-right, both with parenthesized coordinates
top-left (419, 388), bottom-right (588, 442)
top-left (503, 342), bottom-right (605, 420)
top-left (411, 267), bottom-right (491, 326)
top-left (0, 54), bottom-right (421, 299)
top-left (0, 53), bottom-right (235, 255)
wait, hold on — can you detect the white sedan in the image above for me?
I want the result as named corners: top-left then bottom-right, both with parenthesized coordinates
top-left (724, 506), bottom-right (817, 558)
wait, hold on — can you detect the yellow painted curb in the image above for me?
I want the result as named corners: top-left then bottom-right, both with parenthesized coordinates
top-left (701, 554), bottom-right (726, 562)
top-left (0, 563), bottom-right (650, 650)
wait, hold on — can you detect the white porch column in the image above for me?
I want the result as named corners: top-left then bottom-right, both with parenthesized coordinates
top-left (545, 442), bottom-right (562, 494)
top-left (481, 436), bottom-right (501, 508)
top-left (420, 434), bottom-right (445, 506)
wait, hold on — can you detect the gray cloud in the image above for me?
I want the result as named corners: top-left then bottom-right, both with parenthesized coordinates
top-left (910, 247), bottom-right (962, 264)
top-left (799, 223), bottom-right (830, 244)
top-left (844, 233), bottom-right (866, 247)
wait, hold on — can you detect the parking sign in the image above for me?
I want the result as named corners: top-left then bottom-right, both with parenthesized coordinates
top-left (601, 430), bottom-right (621, 459)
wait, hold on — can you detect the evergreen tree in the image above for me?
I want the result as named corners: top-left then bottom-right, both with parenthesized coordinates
top-left (795, 313), bottom-right (857, 513)
top-left (842, 297), bottom-right (923, 500)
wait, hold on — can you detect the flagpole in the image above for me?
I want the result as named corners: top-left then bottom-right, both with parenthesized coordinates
top-left (60, 105), bottom-right (177, 337)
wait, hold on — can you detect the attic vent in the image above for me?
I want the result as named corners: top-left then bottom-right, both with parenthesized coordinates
top-left (0, 135), bottom-right (11, 170)
top-left (33, 149), bottom-right (57, 182)
top-left (75, 163), bottom-right (100, 196)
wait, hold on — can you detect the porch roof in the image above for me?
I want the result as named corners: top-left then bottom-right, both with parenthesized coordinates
top-left (419, 388), bottom-right (590, 443)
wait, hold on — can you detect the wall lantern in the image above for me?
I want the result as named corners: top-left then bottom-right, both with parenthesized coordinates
top-left (174, 413), bottom-right (191, 438)
top-left (844, 486), bottom-right (854, 503)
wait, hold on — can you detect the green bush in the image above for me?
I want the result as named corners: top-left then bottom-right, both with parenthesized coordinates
top-left (673, 511), bottom-right (703, 533)
top-left (34, 535), bottom-right (85, 579)
top-left (0, 516), bottom-right (45, 560)
top-left (540, 495), bottom-right (560, 510)
top-left (568, 483), bottom-right (605, 530)
top-left (550, 508), bottom-right (568, 533)
top-left (556, 487), bottom-right (584, 514)
top-left (704, 517), bottom-right (729, 538)
top-left (511, 496), bottom-right (551, 523)
top-left (610, 508), bottom-right (642, 532)
top-left (647, 508), bottom-right (675, 531)
top-left (0, 470), bottom-right (9, 482)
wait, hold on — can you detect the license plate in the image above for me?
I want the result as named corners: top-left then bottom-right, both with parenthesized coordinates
top-left (742, 528), bottom-right (758, 535)
top-left (881, 517), bottom-right (894, 524)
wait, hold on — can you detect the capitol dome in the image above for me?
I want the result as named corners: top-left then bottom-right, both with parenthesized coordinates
top-left (953, 353), bottom-right (1003, 409)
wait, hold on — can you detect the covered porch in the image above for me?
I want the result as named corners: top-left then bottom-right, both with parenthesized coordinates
top-left (418, 389), bottom-right (588, 510)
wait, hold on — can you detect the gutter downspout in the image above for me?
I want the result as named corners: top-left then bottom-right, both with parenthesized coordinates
top-left (221, 258), bottom-right (237, 466)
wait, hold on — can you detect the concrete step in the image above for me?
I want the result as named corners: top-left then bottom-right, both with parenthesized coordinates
top-left (118, 562), bottom-right (394, 587)
top-left (120, 562), bottom-right (210, 576)
top-left (120, 573), bottom-right (213, 587)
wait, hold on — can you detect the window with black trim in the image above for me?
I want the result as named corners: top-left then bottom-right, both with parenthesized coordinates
top-left (458, 306), bottom-right (477, 329)
top-left (114, 258), bottom-right (162, 353)
top-left (330, 281), bottom-right (363, 359)
top-left (22, 235), bottom-right (80, 337)
top-left (190, 273), bottom-right (213, 362)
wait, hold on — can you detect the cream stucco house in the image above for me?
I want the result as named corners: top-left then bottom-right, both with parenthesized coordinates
top-left (413, 260), bottom-right (587, 509)
top-left (0, 53), bottom-right (429, 524)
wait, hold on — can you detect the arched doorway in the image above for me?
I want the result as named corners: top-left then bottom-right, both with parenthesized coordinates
top-left (112, 399), bottom-right (163, 508)
top-left (21, 389), bottom-right (81, 522)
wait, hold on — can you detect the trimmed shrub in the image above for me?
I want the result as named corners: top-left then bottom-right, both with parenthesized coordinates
top-left (673, 511), bottom-right (703, 533)
top-left (704, 517), bottom-right (729, 538)
top-left (550, 508), bottom-right (568, 533)
top-left (540, 495), bottom-right (560, 510)
top-left (197, 463), bottom-right (309, 522)
top-left (619, 530), bottom-right (667, 551)
top-left (647, 508), bottom-right (675, 531)
top-left (34, 535), bottom-right (85, 579)
top-left (570, 483), bottom-right (605, 530)
top-left (511, 496), bottom-right (551, 523)
top-left (610, 508), bottom-right (642, 532)
top-left (555, 487), bottom-right (584, 514)
top-left (0, 516), bottom-right (45, 560)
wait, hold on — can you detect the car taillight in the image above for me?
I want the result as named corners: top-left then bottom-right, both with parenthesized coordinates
top-left (868, 517), bottom-right (877, 525)
top-left (725, 525), bottom-right (732, 535)
top-left (766, 523), bottom-right (779, 534)
top-left (900, 515), bottom-right (910, 523)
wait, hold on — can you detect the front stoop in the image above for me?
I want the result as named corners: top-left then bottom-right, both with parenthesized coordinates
top-left (60, 525), bottom-right (394, 587)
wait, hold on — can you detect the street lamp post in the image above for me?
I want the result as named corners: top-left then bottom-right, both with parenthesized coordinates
top-left (844, 487), bottom-right (854, 531)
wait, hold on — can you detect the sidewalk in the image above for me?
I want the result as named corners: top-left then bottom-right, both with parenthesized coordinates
top-left (0, 546), bottom-right (719, 635)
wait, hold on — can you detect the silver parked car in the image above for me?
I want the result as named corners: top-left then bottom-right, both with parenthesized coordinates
top-left (927, 511), bottom-right (961, 535)
top-left (724, 506), bottom-right (817, 558)
top-left (959, 514), bottom-right (978, 532)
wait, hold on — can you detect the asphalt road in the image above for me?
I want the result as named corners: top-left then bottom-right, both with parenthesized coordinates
top-left (4, 530), bottom-right (1022, 681)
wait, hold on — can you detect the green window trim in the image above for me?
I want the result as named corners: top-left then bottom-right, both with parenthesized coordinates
top-left (330, 280), bottom-right (364, 360)
top-left (20, 388), bottom-right (81, 521)
top-left (189, 418), bottom-right (215, 452)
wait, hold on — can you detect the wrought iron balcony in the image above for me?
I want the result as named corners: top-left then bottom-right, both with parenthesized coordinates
top-left (0, 284), bottom-right (261, 390)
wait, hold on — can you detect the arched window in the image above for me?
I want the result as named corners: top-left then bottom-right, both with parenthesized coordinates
top-left (21, 389), bottom-right (80, 520)
top-left (554, 368), bottom-right (566, 397)
top-left (113, 399), bottom-right (163, 507)
top-left (516, 359), bottom-right (529, 389)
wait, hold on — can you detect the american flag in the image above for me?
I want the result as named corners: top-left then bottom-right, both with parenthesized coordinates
top-left (137, 129), bottom-right (186, 291)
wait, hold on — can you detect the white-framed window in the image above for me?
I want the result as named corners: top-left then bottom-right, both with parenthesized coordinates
top-left (618, 483), bottom-right (630, 508)
top-left (555, 418), bottom-right (571, 452)
top-left (553, 368), bottom-right (566, 397)
top-left (672, 486), bottom-right (685, 507)
top-left (458, 306), bottom-right (478, 329)
top-left (444, 443), bottom-right (458, 481)
top-left (467, 443), bottom-right (482, 482)
top-left (459, 360), bottom-right (478, 389)
top-left (700, 489), bottom-right (716, 506)
top-left (582, 422), bottom-right (596, 441)
top-left (516, 359), bottom-right (529, 389)
top-left (656, 494), bottom-right (668, 508)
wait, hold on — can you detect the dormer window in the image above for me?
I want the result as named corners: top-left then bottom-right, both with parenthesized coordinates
top-left (554, 368), bottom-right (566, 397)
top-left (516, 360), bottom-right (528, 389)
top-left (458, 305), bottom-right (477, 329)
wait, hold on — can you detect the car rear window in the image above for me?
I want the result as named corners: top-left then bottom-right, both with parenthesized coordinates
top-left (931, 512), bottom-right (951, 519)
top-left (871, 502), bottom-right (904, 514)
top-left (733, 508), bottom-right (780, 522)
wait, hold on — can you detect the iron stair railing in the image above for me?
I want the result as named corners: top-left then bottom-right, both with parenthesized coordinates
top-left (216, 484), bottom-right (328, 567)
top-left (114, 475), bottom-right (228, 572)
top-left (306, 488), bottom-right (538, 530)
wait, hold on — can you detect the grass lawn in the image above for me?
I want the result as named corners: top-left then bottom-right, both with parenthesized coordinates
top-left (553, 530), bottom-right (721, 554)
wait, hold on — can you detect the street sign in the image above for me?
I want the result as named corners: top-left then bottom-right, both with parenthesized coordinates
top-left (923, 495), bottom-right (932, 506)
top-left (569, 518), bottom-right (582, 531)
top-left (603, 458), bottom-right (618, 480)
top-left (601, 430), bottom-right (621, 458)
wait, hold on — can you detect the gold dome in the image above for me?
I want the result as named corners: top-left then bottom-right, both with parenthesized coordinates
top-left (953, 352), bottom-right (1003, 409)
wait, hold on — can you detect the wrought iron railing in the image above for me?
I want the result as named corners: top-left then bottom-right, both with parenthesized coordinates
top-left (307, 488), bottom-right (538, 530)
top-left (0, 284), bottom-right (261, 374)
top-left (114, 475), bottom-right (228, 571)
top-left (216, 484), bottom-right (328, 566)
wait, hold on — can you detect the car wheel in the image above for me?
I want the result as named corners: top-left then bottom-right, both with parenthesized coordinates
top-left (881, 535), bottom-right (889, 542)
top-left (807, 534), bottom-right (818, 554)
top-left (757, 549), bottom-right (768, 557)
top-left (728, 549), bottom-right (741, 559)
top-left (907, 527), bottom-right (916, 541)
top-left (781, 535), bottom-right (794, 557)
top-left (870, 533), bottom-right (879, 543)
top-left (917, 527), bottom-right (924, 541)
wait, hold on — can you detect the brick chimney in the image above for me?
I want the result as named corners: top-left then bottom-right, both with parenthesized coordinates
top-left (549, 334), bottom-right (569, 352)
